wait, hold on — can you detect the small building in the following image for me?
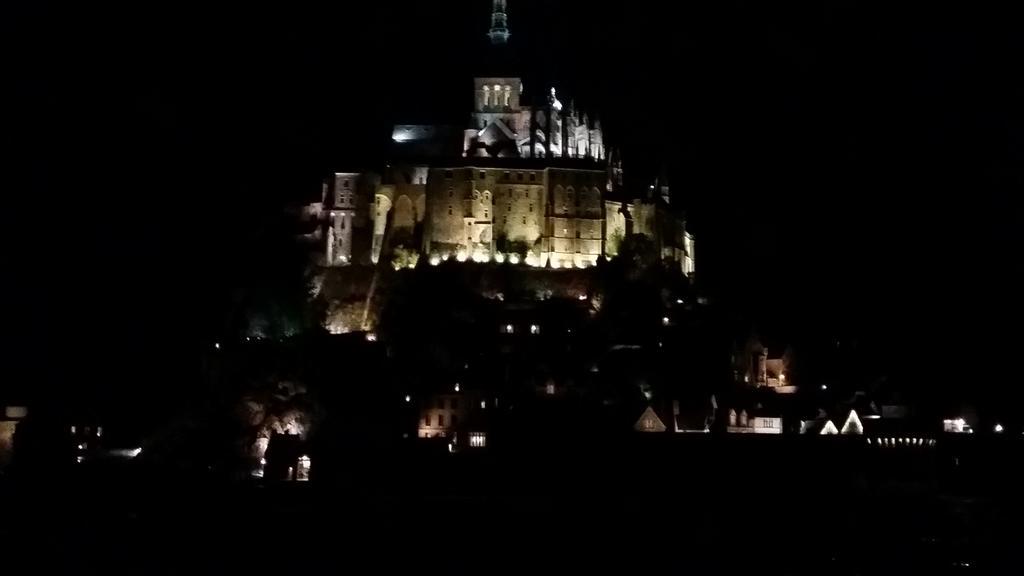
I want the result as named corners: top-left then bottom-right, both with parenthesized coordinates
top-left (634, 405), bottom-right (668, 433)
top-left (733, 336), bottom-right (796, 394)
top-left (673, 395), bottom-right (716, 433)
top-left (418, 392), bottom-right (490, 450)
top-left (726, 408), bottom-right (783, 434)
top-left (1, 406), bottom-right (29, 469)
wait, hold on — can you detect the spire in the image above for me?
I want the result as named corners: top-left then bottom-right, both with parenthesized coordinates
top-left (488, 0), bottom-right (510, 45)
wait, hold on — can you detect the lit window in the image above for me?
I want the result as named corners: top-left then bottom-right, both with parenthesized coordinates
top-left (296, 455), bottom-right (311, 482)
top-left (470, 432), bottom-right (487, 448)
top-left (503, 324), bottom-right (514, 334)
top-left (546, 383), bottom-right (556, 395)
top-left (662, 317), bottom-right (670, 326)
top-left (530, 324), bottom-right (540, 335)
top-left (503, 85), bottom-right (511, 106)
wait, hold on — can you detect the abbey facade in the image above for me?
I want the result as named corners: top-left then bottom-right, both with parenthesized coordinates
top-left (302, 1), bottom-right (694, 274)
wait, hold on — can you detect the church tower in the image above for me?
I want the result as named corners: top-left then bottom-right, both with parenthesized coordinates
top-left (488, 0), bottom-right (511, 45)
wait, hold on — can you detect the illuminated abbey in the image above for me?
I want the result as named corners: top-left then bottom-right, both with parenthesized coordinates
top-left (302, 0), bottom-right (694, 274)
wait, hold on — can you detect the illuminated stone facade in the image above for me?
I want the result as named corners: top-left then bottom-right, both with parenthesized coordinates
top-left (303, 0), bottom-right (694, 274)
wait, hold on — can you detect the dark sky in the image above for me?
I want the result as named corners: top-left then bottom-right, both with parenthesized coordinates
top-left (8, 1), bottom-right (1022, 405)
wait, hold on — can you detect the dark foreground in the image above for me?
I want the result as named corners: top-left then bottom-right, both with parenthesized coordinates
top-left (1, 436), bottom-right (1019, 574)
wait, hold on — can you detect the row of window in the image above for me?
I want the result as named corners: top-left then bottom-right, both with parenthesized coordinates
top-left (482, 84), bottom-right (512, 107)
top-left (442, 171), bottom-right (595, 186)
top-left (424, 413), bottom-right (459, 428)
top-left (432, 398), bottom-right (459, 410)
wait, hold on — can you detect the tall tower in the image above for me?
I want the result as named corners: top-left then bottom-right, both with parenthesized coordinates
top-left (488, 0), bottom-right (510, 45)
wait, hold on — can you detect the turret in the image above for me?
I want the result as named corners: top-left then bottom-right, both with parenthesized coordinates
top-left (488, 0), bottom-right (511, 45)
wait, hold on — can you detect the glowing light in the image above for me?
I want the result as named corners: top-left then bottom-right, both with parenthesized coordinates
top-left (447, 442), bottom-right (454, 453)
top-left (454, 383), bottom-right (460, 392)
top-left (76, 456), bottom-right (84, 464)
top-left (297, 455), bottom-right (311, 481)
top-left (214, 342), bottom-right (221, 350)
top-left (456, 251), bottom-right (468, 262)
top-left (530, 324), bottom-right (540, 335)
top-left (70, 425), bottom-right (76, 434)
top-left (840, 410), bottom-right (863, 435)
top-left (508, 253), bottom-right (520, 265)
top-left (429, 254), bottom-right (441, 266)
top-left (480, 400), bottom-right (486, 409)
top-left (820, 384), bottom-right (828, 390)
top-left (504, 324), bottom-right (514, 334)
top-left (662, 317), bottom-right (670, 326)
top-left (365, 332), bottom-right (377, 342)
top-left (404, 395), bottom-right (411, 403)
top-left (78, 443), bottom-right (86, 450)
top-left (494, 252), bottom-right (505, 263)
top-left (779, 373), bottom-right (786, 382)
top-left (676, 298), bottom-right (684, 304)
top-left (442, 253), bottom-right (451, 261)
top-left (994, 423), bottom-right (1004, 433)
top-left (469, 432), bottom-right (487, 448)
top-left (578, 294), bottom-right (588, 301)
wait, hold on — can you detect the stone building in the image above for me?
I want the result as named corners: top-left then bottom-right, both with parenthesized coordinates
top-left (301, 1), bottom-right (694, 275)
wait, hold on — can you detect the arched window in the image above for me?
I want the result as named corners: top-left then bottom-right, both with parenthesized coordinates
top-left (483, 85), bottom-right (491, 107)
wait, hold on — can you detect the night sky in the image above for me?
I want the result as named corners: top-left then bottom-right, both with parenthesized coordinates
top-left (8, 2), bottom-right (1022, 408)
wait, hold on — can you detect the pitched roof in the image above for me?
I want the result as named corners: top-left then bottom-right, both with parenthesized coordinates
top-left (634, 405), bottom-right (667, 433)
